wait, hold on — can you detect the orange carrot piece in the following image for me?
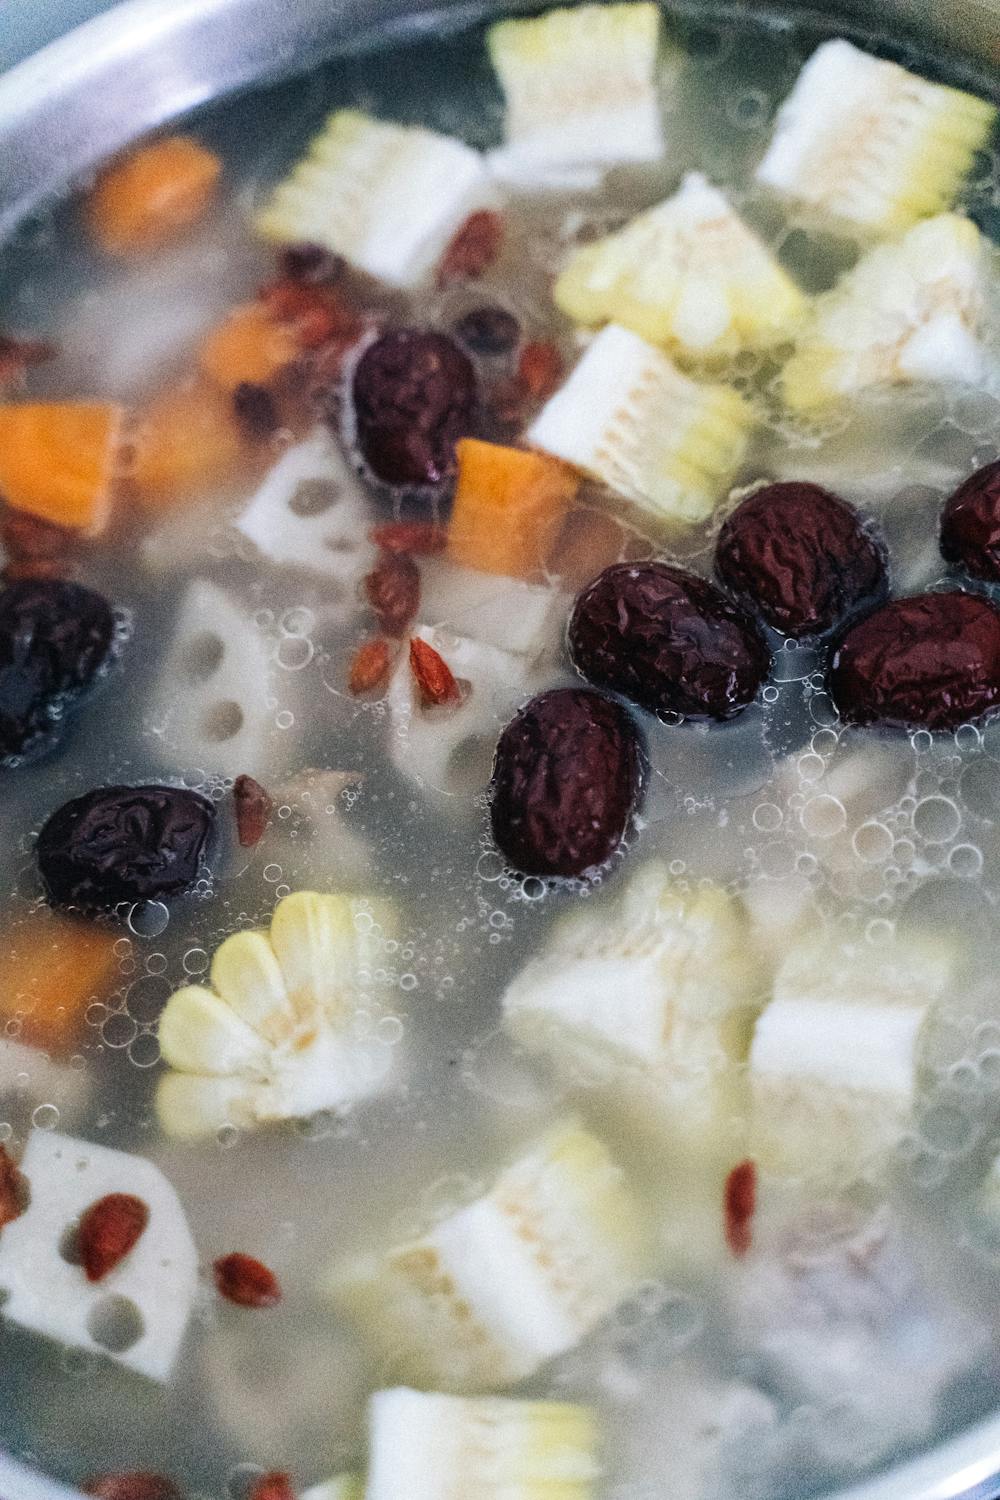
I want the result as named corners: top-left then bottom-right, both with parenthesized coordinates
top-left (0, 910), bottom-right (118, 1052)
top-left (0, 402), bottom-right (122, 534)
top-left (448, 438), bottom-right (579, 579)
top-left (198, 303), bottom-right (299, 393)
top-left (86, 136), bottom-right (222, 258)
top-left (130, 379), bottom-right (249, 506)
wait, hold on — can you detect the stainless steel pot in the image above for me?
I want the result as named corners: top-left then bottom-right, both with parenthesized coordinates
top-left (1, 1), bottom-right (999, 1496)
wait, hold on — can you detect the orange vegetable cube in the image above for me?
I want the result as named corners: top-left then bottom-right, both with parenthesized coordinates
top-left (0, 402), bottom-right (123, 534)
top-left (0, 910), bottom-right (118, 1052)
top-left (448, 438), bottom-right (579, 579)
top-left (130, 379), bottom-right (249, 506)
top-left (86, 136), bottom-right (223, 258)
top-left (199, 303), bottom-right (300, 393)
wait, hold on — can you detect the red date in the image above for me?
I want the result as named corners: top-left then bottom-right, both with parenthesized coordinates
top-left (349, 330), bottom-right (478, 490)
top-left (940, 460), bottom-right (1000, 583)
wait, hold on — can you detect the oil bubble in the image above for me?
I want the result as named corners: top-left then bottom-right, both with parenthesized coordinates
top-left (128, 901), bottom-right (170, 938)
top-left (913, 796), bottom-right (961, 844)
top-left (752, 803), bottom-right (783, 833)
top-left (853, 821), bottom-right (893, 863)
top-left (960, 757), bottom-right (1000, 820)
top-left (128, 1033), bottom-right (161, 1068)
top-left (183, 947), bottom-right (210, 975)
top-left (949, 844), bottom-right (983, 877)
top-left (800, 795), bottom-right (846, 838)
top-left (31, 1103), bottom-right (59, 1131)
top-left (276, 636), bottom-right (314, 671)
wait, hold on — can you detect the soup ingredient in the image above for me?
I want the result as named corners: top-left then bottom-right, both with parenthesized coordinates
top-left (213, 1252), bottom-right (282, 1308)
top-left (0, 1130), bottom-right (197, 1380)
top-left (715, 482), bottom-right (888, 637)
top-left (77, 1193), bottom-right (150, 1282)
top-left (453, 306), bottom-right (521, 357)
top-left (130, 380), bottom-right (248, 505)
top-left (349, 638), bottom-right (391, 696)
top-left (36, 784), bottom-right (215, 911)
top-left (366, 551), bottom-right (421, 637)
top-left (724, 1160), bottom-right (756, 1258)
top-left (331, 1118), bottom-right (651, 1391)
top-left (527, 324), bottom-right (752, 526)
top-left (569, 562), bottom-right (770, 721)
top-left (503, 862), bottom-right (761, 1144)
top-left (829, 590), bottom-right (1000, 730)
top-left (0, 577), bottom-right (116, 763)
top-left (755, 39), bottom-right (996, 233)
top-left (0, 334), bottom-right (56, 389)
top-left (370, 520), bottom-right (448, 555)
top-left (548, 507), bottom-right (632, 590)
top-left (517, 341), bottom-right (564, 402)
top-left (248, 1476), bottom-right (293, 1500)
top-left (349, 330), bottom-right (479, 490)
top-left (198, 302), bottom-right (300, 393)
top-left (447, 438), bottom-right (578, 578)
top-left (1, 511), bottom-right (75, 584)
top-left (155, 889), bottom-right (400, 1136)
top-left (555, 172), bottom-right (807, 359)
top-left (257, 109), bottom-right (496, 290)
top-left (781, 213), bottom-right (988, 412)
top-left (749, 932), bottom-right (954, 1176)
top-left (487, 2), bottom-right (665, 191)
top-left (940, 459), bottom-right (1000, 581)
top-left (86, 136), bottom-right (222, 258)
top-left (418, 558), bottom-right (569, 659)
top-left (83, 1475), bottom-right (181, 1500)
top-left (437, 209), bottom-right (505, 287)
top-left (0, 1144), bottom-right (26, 1232)
top-left (233, 774), bottom-right (273, 849)
top-left (408, 635), bottom-right (461, 707)
top-left (489, 686), bottom-right (643, 877)
top-left (0, 402), bottom-right (123, 533)
top-left (235, 429), bottom-right (375, 595)
top-left (301, 1481), bottom-right (361, 1500)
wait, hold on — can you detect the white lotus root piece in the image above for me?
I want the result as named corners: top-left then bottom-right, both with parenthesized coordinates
top-left (487, 2), bottom-right (667, 192)
top-left (386, 623), bottom-right (543, 805)
top-left (147, 578), bottom-right (288, 780)
top-left (0, 1130), bottom-right (197, 1381)
top-left (256, 110), bottom-right (498, 289)
top-left (417, 558), bottom-right (569, 663)
top-left (234, 428), bottom-right (375, 604)
top-left (755, 38), bottom-right (997, 233)
top-left (329, 1118), bottom-right (652, 1392)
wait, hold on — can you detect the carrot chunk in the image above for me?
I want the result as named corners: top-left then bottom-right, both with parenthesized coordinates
top-left (198, 303), bottom-right (299, 393)
top-left (86, 136), bottom-right (222, 258)
top-left (0, 402), bottom-right (122, 534)
top-left (448, 438), bottom-right (579, 579)
top-left (130, 379), bottom-right (249, 506)
top-left (0, 909), bottom-right (118, 1052)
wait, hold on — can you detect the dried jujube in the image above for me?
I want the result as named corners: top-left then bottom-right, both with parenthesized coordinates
top-left (490, 687), bottom-right (644, 878)
top-left (830, 591), bottom-right (1000, 731)
top-left (715, 481), bottom-right (887, 637)
top-left (569, 562), bottom-right (770, 722)
top-left (0, 578), bottom-right (116, 763)
top-left (348, 329), bottom-right (478, 489)
top-left (37, 785), bottom-right (215, 911)
top-left (940, 460), bottom-right (1000, 582)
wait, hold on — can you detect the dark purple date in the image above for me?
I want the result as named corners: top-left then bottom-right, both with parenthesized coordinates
top-left (348, 330), bottom-right (478, 489)
top-left (940, 460), bottom-right (1000, 583)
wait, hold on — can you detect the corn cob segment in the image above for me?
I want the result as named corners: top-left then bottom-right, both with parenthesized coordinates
top-left (329, 1118), bottom-right (652, 1392)
top-left (256, 110), bottom-right (496, 288)
top-left (755, 38), bottom-right (997, 233)
top-left (487, 3), bottom-right (666, 191)
top-left (750, 932), bottom-right (955, 1177)
top-left (781, 212), bottom-right (990, 411)
top-left (555, 172), bottom-right (808, 359)
top-left (365, 1386), bottom-right (599, 1500)
top-left (156, 890), bottom-right (400, 1136)
top-left (527, 324), bottom-right (753, 526)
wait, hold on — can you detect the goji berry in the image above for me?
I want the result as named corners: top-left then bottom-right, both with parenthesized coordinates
top-left (365, 550), bottom-right (421, 636)
top-left (369, 521), bottom-right (447, 556)
top-left (437, 210), bottom-right (504, 288)
top-left (409, 636), bottom-right (461, 707)
top-left (724, 1159), bottom-right (757, 1258)
top-left (233, 775), bottom-right (273, 849)
top-left (77, 1193), bottom-right (150, 1282)
top-left (213, 1251), bottom-right (282, 1308)
top-left (349, 638), bottom-right (391, 696)
top-left (517, 340), bottom-right (563, 402)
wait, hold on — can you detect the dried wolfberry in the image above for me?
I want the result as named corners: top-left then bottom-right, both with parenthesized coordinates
top-left (517, 341), bottom-right (563, 402)
top-left (77, 1193), bottom-right (150, 1282)
top-left (0, 334), bottom-right (57, 385)
top-left (83, 1474), bottom-right (182, 1500)
top-left (0, 1144), bottom-right (25, 1231)
top-left (233, 774), bottom-right (273, 849)
top-left (437, 211), bottom-right (504, 288)
top-left (233, 382), bottom-right (280, 441)
top-left (724, 1159), bottom-right (757, 1258)
top-left (213, 1251), bottom-right (282, 1307)
top-left (409, 636), bottom-right (460, 707)
top-left (485, 375), bottom-right (530, 440)
top-left (2, 511), bottom-right (72, 561)
top-left (261, 281), bottom-right (361, 349)
top-left (247, 1474), bottom-right (294, 1500)
top-left (349, 637), bottom-right (391, 696)
top-left (3, 558), bottom-right (70, 583)
top-left (369, 520), bottom-right (448, 556)
top-left (365, 550), bottom-right (421, 636)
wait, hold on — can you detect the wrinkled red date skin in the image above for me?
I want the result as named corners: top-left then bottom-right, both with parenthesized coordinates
top-left (490, 687), bottom-right (644, 878)
top-left (715, 482), bottom-right (888, 638)
top-left (940, 460), bottom-right (1000, 583)
top-left (349, 330), bottom-right (478, 489)
top-left (569, 562), bottom-right (771, 722)
top-left (724, 1159), bottom-right (757, 1258)
top-left (830, 591), bottom-right (1000, 731)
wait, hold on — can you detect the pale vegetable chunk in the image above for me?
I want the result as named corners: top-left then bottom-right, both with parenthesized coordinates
top-left (487, 3), bottom-right (666, 192)
top-left (329, 1119), bottom-right (652, 1392)
top-left (781, 213), bottom-right (991, 411)
top-left (256, 110), bottom-right (496, 288)
top-left (156, 889), bottom-right (400, 1136)
top-left (755, 38), bottom-right (997, 233)
top-left (0, 1130), bottom-right (197, 1382)
top-left (301, 1479), bottom-right (363, 1500)
top-left (555, 173), bottom-right (807, 359)
top-left (366, 1386), bottom-right (599, 1500)
top-left (527, 324), bottom-right (753, 526)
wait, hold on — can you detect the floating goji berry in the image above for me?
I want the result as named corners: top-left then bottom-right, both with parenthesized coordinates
top-left (233, 775), bottom-right (273, 849)
top-left (409, 636), bottom-right (461, 707)
top-left (77, 1193), bottom-right (150, 1282)
top-left (365, 550), bottom-right (421, 636)
top-left (369, 520), bottom-right (448, 556)
top-left (517, 340), bottom-right (563, 402)
top-left (1, 511), bottom-right (72, 561)
top-left (437, 210), bottom-right (504, 288)
top-left (349, 638), bottom-right (391, 696)
top-left (247, 1474), bottom-right (294, 1500)
top-left (213, 1251), bottom-right (282, 1308)
top-left (0, 1144), bottom-right (25, 1232)
top-left (724, 1159), bottom-right (757, 1258)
